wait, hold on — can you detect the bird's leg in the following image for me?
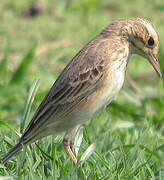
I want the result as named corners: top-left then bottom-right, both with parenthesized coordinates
top-left (126, 75), bottom-right (139, 94)
top-left (63, 125), bottom-right (81, 165)
top-left (63, 139), bottom-right (77, 164)
top-left (126, 75), bottom-right (143, 98)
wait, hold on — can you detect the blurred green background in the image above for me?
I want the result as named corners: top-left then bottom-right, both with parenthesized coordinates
top-left (0, 0), bottom-right (164, 179)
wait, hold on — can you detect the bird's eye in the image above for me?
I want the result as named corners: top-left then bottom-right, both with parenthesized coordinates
top-left (147, 37), bottom-right (154, 47)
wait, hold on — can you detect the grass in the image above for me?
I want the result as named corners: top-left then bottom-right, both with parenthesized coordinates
top-left (0, 0), bottom-right (164, 179)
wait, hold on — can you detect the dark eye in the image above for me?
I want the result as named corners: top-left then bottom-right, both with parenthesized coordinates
top-left (147, 37), bottom-right (154, 46)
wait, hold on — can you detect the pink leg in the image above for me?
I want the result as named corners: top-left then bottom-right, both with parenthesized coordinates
top-left (63, 139), bottom-right (77, 165)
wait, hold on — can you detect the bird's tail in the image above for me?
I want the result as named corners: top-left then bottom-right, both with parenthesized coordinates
top-left (1, 142), bottom-right (22, 164)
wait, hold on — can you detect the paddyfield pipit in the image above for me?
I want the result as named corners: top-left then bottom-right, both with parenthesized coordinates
top-left (1, 18), bottom-right (162, 165)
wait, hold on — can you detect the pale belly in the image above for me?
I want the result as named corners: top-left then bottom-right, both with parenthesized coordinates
top-left (87, 72), bottom-right (125, 116)
top-left (44, 66), bottom-right (126, 134)
top-left (70, 69), bottom-right (126, 126)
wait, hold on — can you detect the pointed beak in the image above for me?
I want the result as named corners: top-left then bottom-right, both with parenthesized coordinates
top-left (148, 54), bottom-right (162, 78)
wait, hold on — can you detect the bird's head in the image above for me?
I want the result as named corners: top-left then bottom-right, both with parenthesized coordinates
top-left (121, 18), bottom-right (162, 78)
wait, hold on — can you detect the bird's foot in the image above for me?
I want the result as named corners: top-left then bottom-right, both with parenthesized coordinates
top-left (63, 139), bottom-right (77, 165)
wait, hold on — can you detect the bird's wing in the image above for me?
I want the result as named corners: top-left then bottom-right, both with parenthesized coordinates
top-left (21, 38), bottom-right (106, 142)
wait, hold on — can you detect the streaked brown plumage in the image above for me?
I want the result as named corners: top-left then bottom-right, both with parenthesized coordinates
top-left (1, 18), bottom-right (162, 164)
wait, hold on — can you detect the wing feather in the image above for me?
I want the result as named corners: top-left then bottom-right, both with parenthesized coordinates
top-left (21, 37), bottom-right (107, 143)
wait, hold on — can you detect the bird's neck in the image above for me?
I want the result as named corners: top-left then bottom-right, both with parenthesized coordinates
top-left (109, 44), bottom-right (130, 73)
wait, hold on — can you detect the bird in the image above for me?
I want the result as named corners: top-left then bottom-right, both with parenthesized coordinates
top-left (1, 18), bottom-right (162, 165)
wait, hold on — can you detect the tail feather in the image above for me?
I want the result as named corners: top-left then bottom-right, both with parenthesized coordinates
top-left (1, 142), bottom-right (22, 164)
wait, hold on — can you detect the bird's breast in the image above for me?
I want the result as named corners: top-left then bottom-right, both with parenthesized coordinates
top-left (74, 66), bottom-right (126, 125)
top-left (70, 46), bottom-right (129, 125)
top-left (91, 68), bottom-right (126, 114)
top-left (84, 48), bottom-right (129, 118)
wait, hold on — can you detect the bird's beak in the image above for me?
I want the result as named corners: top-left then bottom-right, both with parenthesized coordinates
top-left (148, 54), bottom-right (162, 78)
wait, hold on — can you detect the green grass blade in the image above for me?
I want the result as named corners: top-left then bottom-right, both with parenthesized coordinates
top-left (0, 176), bottom-right (15, 179)
top-left (0, 120), bottom-right (19, 137)
top-left (20, 78), bottom-right (40, 133)
top-left (0, 47), bottom-right (9, 85)
top-left (146, 164), bottom-right (155, 180)
top-left (35, 143), bottom-right (53, 161)
top-left (10, 43), bottom-right (37, 85)
top-left (80, 143), bottom-right (96, 163)
top-left (73, 127), bottom-right (83, 156)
